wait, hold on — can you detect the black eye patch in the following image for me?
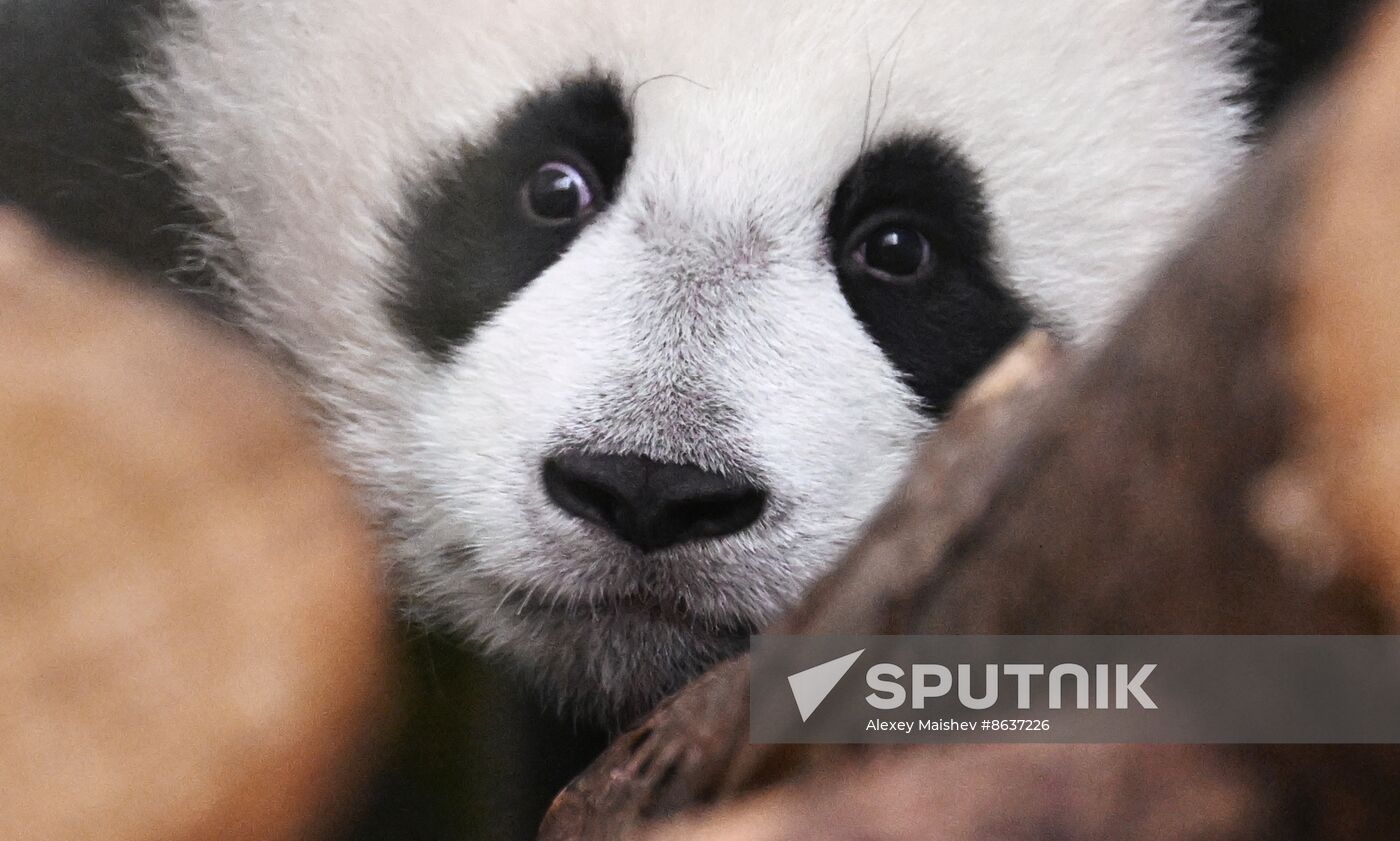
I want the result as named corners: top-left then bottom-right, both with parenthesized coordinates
top-left (827, 136), bottom-right (1030, 416)
top-left (391, 74), bottom-right (633, 360)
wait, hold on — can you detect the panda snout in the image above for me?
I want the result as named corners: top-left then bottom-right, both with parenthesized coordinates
top-left (541, 451), bottom-right (767, 553)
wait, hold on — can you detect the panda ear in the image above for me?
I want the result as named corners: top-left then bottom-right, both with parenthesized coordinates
top-left (1237, 0), bottom-right (1382, 127)
top-left (0, 0), bottom-right (214, 297)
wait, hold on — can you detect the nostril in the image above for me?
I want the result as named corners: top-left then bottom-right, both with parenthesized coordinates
top-left (542, 456), bottom-right (630, 533)
top-left (573, 479), bottom-right (621, 523)
top-left (662, 487), bottom-right (766, 544)
top-left (541, 451), bottom-right (767, 552)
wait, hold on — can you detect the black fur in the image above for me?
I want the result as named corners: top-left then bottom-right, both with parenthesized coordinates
top-left (826, 136), bottom-right (1030, 416)
top-left (392, 75), bottom-right (633, 360)
top-left (0, 0), bottom-right (213, 298)
top-left (1237, 0), bottom-right (1382, 125)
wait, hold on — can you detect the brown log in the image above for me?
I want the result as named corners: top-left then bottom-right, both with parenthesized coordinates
top-left (0, 213), bottom-right (391, 841)
top-left (541, 3), bottom-right (1400, 839)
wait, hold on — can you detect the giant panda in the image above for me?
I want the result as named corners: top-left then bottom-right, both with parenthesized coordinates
top-left (2, 1), bottom-right (1380, 836)
top-left (0, 0), bottom-right (1376, 725)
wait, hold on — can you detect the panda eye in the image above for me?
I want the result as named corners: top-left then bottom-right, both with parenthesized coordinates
top-left (522, 160), bottom-right (596, 224)
top-left (851, 222), bottom-right (935, 284)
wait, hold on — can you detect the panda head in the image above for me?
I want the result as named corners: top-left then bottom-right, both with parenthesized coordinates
top-left (137, 0), bottom-right (1251, 720)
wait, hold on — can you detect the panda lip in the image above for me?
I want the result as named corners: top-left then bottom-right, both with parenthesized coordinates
top-left (497, 582), bottom-right (753, 633)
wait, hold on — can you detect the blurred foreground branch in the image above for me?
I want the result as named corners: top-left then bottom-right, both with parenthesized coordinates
top-left (0, 214), bottom-right (391, 841)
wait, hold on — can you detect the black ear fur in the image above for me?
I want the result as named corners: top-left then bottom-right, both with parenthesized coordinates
top-left (0, 0), bottom-right (215, 301)
top-left (1235, 0), bottom-right (1382, 127)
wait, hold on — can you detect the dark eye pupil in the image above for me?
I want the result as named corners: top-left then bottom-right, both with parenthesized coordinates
top-left (525, 163), bottom-right (590, 221)
top-left (864, 225), bottom-right (929, 279)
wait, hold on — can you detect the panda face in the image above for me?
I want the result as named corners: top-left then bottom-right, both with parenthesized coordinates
top-left (135, 0), bottom-right (1251, 718)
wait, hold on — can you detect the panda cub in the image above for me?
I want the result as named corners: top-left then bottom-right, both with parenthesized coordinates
top-left (0, 0), bottom-right (1375, 720)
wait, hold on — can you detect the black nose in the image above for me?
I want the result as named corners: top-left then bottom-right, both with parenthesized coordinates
top-left (542, 451), bottom-right (766, 552)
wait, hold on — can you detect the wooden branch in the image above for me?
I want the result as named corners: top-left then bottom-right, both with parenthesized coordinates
top-left (0, 214), bottom-right (391, 841)
top-left (541, 3), bottom-right (1400, 839)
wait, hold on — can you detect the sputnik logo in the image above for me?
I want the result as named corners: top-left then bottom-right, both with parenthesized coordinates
top-left (787, 649), bottom-right (865, 722)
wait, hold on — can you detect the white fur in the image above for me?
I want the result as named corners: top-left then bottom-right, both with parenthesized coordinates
top-left (131, 0), bottom-right (1253, 717)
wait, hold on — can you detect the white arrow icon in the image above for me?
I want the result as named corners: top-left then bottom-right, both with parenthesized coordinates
top-left (787, 649), bottom-right (865, 722)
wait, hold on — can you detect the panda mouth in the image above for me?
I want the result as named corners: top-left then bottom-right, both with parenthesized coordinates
top-left (496, 582), bottom-right (757, 638)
